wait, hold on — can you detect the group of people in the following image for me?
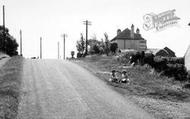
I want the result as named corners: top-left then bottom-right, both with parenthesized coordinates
top-left (109, 70), bottom-right (130, 84)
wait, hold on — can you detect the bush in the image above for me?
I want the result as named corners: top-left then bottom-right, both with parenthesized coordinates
top-left (153, 57), bottom-right (168, 72)
top-left (183, 83), bottom-right (190, 89)
top-left (143, 53), bottom-right (155, 67)
top-left (162, 57), bottom-right (184, 64)
top-left (92, 44), bottom-right (100, 54)
top-left (115, 54), bottom-right (129, 64)
top-left (129, 53), bottom-right (189, 81)
top-left (164, 63), bottom-right (187, 81)
top-left (77, 52), bottom-right (83, 58)
top-left (110, 43), bottom-right (118, 54)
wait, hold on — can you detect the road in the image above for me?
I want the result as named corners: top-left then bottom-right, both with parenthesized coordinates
top-left (17, 59), bottom-right (154, 119)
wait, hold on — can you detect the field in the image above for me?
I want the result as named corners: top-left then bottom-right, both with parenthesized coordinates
top-left (0, 56), bottom-right (23, 119)
top-left (74, 55), bottom-right (190, 119)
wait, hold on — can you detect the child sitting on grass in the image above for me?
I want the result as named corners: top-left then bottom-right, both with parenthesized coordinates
top-left (109, 70), bottom-right (118, 82)
top-left (108, 70), bottom-right (130, 84)
top-left (120, 70), bottom-right (130, 84)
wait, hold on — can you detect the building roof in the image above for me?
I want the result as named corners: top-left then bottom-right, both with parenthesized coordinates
top-left (111, 28), bottom-right (144, 42)
top-left (163, 47), bottom-right (175, 57)
top-left (146, 47), bottom-right (176, 57)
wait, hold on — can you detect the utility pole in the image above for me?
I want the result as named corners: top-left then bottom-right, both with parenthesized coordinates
top-left (1, 5), bottom-right (5, 51)
top-left (61, 34), bottom-right (67, 60)
top-left (3, 5), bottom-right (5, 29)
top-left (57, 41), bottom-right (60, 59)
top-left (20, 30), bottom-right (22, 56)
top-left (83, 20), bottom-right (91, 55)
top-left (40, 37), bottom-right (42, 59)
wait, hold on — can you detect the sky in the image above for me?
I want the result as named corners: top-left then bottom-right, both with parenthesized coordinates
top-left (0, 0), bottom-right (190, 58)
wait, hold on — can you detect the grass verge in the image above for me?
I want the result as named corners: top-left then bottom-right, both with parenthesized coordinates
top-left (0, 56), bottom-right (23, 119)
top-left (74, 55), bottom-right (190, 118)
top-left (75, 55), bottom-right (190, 102)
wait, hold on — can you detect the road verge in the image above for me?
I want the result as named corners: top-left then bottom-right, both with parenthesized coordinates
top-left (0, 56), bottom-right (23, 119)
top-left (73, 55), bottom-right (190, 119)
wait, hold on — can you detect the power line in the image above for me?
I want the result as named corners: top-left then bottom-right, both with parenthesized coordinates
top-left (83, 20), bottom-right (91, 55)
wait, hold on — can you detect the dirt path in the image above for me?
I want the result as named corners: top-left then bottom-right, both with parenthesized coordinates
top-left (17, 59), bottom-right (154, 119)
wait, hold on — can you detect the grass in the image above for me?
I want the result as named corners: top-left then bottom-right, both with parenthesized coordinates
top-left (0, 56), bottom-right (23, 119)
top-left (75, 55), bottom-right (190, 103)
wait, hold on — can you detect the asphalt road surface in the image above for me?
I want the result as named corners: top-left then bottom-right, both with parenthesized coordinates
top-left (17, 59), bottom-right (154, 119)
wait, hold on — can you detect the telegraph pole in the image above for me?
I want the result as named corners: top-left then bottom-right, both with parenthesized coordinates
top-left (83, 20), bottom-right (91, 55)
top-left (3, 5), bottom-right (5, 29)
top-left (40, 37), bottom-right (42, 59)
top-left (61, 34), bottom-right (67, 60)
top-left (20, 30), bottom-right (22, 56)
top-left (57, 41), bottom-right (60, 59)
top-left (1, 5), bottom-right (5, 50)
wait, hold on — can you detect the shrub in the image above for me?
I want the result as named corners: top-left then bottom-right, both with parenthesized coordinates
top-left (77, 52), bottom-right (83, 58)
top-left (110, 43), bottom-right (118, 54)
top-left (152, 57), bottom-right (168, 72)
top-left (92, 44), bottom-right (100, 54)
top-left (143, 53), bottom-right (155, 66)
top-left (162, 57), bottom-right (184, 64)
top-left (129, 53), bottom-right (189, 81)
top-left (164, 63), bottom-right (187, 81)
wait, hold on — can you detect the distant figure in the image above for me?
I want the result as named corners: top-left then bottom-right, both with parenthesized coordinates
top-left (120, 71), bottom-right (130, 84)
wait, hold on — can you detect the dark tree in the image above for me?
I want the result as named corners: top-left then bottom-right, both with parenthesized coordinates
top-left (110, 42), bottom-right (118, 54)
top-left (92, 44), bottom-right (100, 54)
top-left (76, 33), bottom-right (85, 57)
top-left (104, 33), bottom-right (110, 56)
top-left (0, 26), bottom-right (18, 56)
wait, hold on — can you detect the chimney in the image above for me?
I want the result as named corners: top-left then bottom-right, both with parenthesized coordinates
top-left (136, 28), bottom-right (140, 34)
top-left (117, 29), bottom-right (121, 35)
top-left (130, 24), bottom-right (134, 39)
